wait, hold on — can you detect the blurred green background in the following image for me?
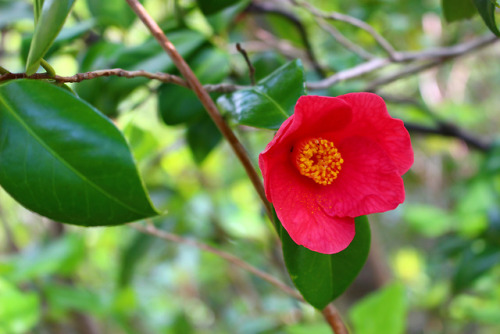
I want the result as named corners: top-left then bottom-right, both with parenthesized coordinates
top-left (1, 0), bottom-right (500, 333)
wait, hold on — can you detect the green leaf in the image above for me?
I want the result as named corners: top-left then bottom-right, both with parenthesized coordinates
top-left (217, 59), bottom-right (306, 129)
top-left (204, 0), bottom-right (251, 33)
top-left (280, 215), bottom-right (371, 309)
top-left (187, 114), bottom-right (222, 164)
top-left (473, 0), bottom-right (500, 36)
top-left (158, 46), bottom-right (229, 126)
top-left (5, 234), bottom-right (85, 282)
top-left (0, 278), bottom-right (40, 334)
top-left (452, 244), bottom-right (500, 292)
top-left (349, 283), bottom-right (407, 334)
top-left (0, 80), bottom-right (159, 226)
top-left (189, 47), bottom-right (231, 84)
top-left (86, 0), bottom-right (139, 28)
top-left (25, 0), bottom-right (75, 75)
top-left (22, 19), bottom-right (96, 64)
top-left (442, 0), bottom-right (477, 22)
top-left (44, 284), bottom-right (106, 315)
top-left (196, 0), bottom-right (245, 15)
top-left (159, 85), bottom-right (204, 125)
top-left (118, 232), bottom-right (155, 287)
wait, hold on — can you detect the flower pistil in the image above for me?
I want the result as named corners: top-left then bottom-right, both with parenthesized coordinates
top-left (293, 137), bottom-right (343, 185)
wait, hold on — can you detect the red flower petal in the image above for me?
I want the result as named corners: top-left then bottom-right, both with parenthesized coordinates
top-left (336, 93), bottom-right (413, 175)
top-left (318, 136), bottom-right (405, 217)
top-left (292, 95), bottom-right (353, 141)
top-left (268, 158), bottom-right (356, 253)
top-left (260, 95), bottom-right (352, 201)
top-left (259, 93), bottom-right (413, 254)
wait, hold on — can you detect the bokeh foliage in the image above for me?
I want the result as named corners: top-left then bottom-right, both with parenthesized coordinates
top-left (0, 0), bottom-right (500, 333)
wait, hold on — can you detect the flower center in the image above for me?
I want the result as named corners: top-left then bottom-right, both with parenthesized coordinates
top-left (293, 137), bottom-right (343, 185)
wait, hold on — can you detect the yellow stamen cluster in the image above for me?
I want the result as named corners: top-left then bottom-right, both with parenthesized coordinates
top-left (294, 137), bottom-right (343, 185)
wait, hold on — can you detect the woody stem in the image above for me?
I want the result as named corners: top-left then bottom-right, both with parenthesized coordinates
top-left (125, 0), bottom-right (273, 221)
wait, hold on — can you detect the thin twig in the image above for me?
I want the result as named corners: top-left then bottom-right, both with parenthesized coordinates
top-left (130, 223), bottom-right (303, 300)
top-left (0, 70), bottom-right (246, 93)
top-left (0, 68), bottom-right (188, 86)
top-left (365, 59), bottom-right (442, 90)
top-left (132, 222), bottom-right (348, 334)
top-left (307, 58), bottom-right (390, 90)
top-left (322, 304), bottom-right (348, 334)
top-left (380, 94), bottom-right (491, 151)
top-left (246, 2), bottom-right (326, 76)
top-left (124, 0), bottom-right (273, 221)
top-left (236, 42), bottom-right (256, 85)
top-left (289, 0), bottom-right (399, 60)
top-left (404, 121), bottom-right (491, 152)
top-left (366, 35), bottom-right (498, 90)
top-left (307, 34), bottom-right (498, 90)
top-left (396, 34), bottom-right (498, 61)
top-left (315, 16), bottom-right (374, 60)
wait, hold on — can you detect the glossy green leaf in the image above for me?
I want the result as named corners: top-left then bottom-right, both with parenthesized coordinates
top-left (217, 59), bottom-right (305, 129)
top-left (34, 0), bottom-right (44, 24)
top-left (86, 0), bottom-right (138, 28)
top-left (22, 19), bottom-right (95, 64)
top-left (0, 80), bottom-right (159, 226)
top-left (187, 114), bottom-right (222, 164)
top-left (442, 0), bottom-right (477, 22)
top-left (0, 278), bottom-right (40, 334)
top-left (473, 0), bottom-right (500, 36)
top-left (280, 215), bottom-right (371, 309)
top-left (25, 0), bottom-right (75, 75)
top-left (349, 283), bottom-right (407, 334)
top-left (196, 0), bottom-right (244, 15)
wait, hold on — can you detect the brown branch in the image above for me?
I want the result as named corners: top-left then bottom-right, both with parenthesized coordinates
top-left (365, 59), bottom-right (442, 90)
top-left (404, 121), bottom-right (491, 152)
top-left (314, 16), bottom-right (374, 60)
top-left (290, 0), bottom-right (398, 60)
top-left (124, 0), bottom-right (272, 220)
top-left (307, 34), bottom-right (498, 90)
top-left (0, 68), bottom-right (188, 86)
top-left (236, 42), bottom-right (256, 85)
top-left (307, 58), bottom-right (390, 90)
top-left (0, 69), bottom-right (246, 93)
top-left (380, 94), bottom-right (492, 152)
top-left (132, 222), bottom-right (348, 334)
top-left (322, 304), bottom-right (349, 334)
top-left (246, 2), bottom-right (326, 77)
top-left (130, 222), bottom-right (303, 300)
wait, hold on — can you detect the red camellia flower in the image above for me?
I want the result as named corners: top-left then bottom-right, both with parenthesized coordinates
top-left (259, 93), bottom-right (413, 254)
